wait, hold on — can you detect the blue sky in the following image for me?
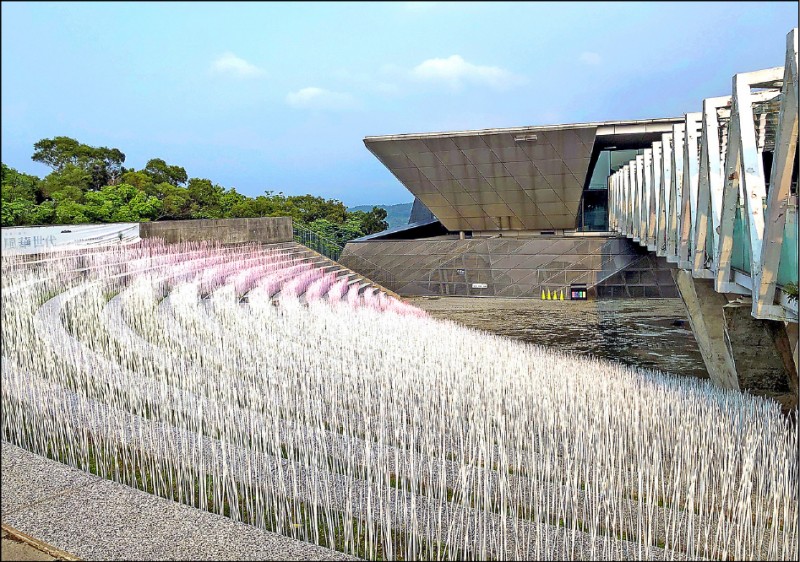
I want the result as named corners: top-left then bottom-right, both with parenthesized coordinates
top-left (2, 2), bottom-right (797, 207)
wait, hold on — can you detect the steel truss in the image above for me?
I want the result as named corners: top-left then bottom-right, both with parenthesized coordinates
top-left (609, 28), bottom-right (799, 322)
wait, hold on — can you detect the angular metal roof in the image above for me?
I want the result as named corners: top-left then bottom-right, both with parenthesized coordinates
top-left (365, 118), bottom-right (683, 231)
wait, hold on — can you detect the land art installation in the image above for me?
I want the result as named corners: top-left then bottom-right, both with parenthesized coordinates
top-left (1, 240), bottom-right (797, 560)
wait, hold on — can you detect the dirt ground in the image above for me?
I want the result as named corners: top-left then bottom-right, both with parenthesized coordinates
top-left (408, 296), bottom-right (708, 379)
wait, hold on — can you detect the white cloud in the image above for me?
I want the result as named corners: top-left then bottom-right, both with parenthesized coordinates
top-left (410, 55), bottom-right (523, 91)
top-left (285, 87), bottom-right (357, 110)
top-left (579, 51), bottom-right (602, 65)
top-left (211, 52), bottom-right (265, 77)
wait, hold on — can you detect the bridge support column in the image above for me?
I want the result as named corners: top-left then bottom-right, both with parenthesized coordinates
top-left (672, 270), bottom-right (739, 390)
top-left (673, 270), bottom-right (798, 412)
top-left (787, 321), bottom-right (799, 382)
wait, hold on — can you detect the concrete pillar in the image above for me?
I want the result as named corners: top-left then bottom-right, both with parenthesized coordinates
top-left (787, 321), bottom-right (799, 380)
top-left (788, 321), bottom-right (799, 415)
top-left (721, 303), bottom-right (797, 411)
top-left (672, 270), bottom-right (739, 389)
top-left (674, 269), bottom-right (798, 412)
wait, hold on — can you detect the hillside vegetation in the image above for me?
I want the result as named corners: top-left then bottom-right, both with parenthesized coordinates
top-left (2, 136), bottom-right (389, 246)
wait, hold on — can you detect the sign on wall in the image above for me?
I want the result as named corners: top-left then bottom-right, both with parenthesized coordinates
top-left (1, 223), bottom-right (140, 255)
top-left (570, 284), bottom-right (588, 300)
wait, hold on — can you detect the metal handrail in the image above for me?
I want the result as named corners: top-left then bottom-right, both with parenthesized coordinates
top-left (292, 223), bottom-right (395, 288)
top-left (292, 224), bottom-right (342, 261)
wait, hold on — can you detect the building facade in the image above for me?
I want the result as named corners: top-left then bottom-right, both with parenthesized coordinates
top-left (341, 118), bottom-right (685, 298)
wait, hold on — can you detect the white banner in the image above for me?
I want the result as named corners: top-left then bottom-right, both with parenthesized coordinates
top-left (1, 223), bottom-right (141, 255)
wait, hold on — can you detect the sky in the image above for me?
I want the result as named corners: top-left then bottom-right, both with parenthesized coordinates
top-left (2, 2), bottom-right (797, 207)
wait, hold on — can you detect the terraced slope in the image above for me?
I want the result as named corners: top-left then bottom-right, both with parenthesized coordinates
top-left (1, 239), bottom-right (797, 561)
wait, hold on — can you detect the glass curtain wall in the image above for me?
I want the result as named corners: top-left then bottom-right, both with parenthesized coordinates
top-left (578, 149), bottom-right (643, 231)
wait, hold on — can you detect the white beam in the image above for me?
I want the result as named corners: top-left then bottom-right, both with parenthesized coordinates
top-left (667, 123), bottom-right (685, 263)
top-left (693, 97), bottom-right (730, 279)
top-left (631, 157), bottom-right (639, 240)
top-left (657, 133), bottom-right (672, 257)
top-left (650, 142), bottom-right (662, 253)
top-left (715, 95), bottom-right (745, 293)
top-left (737, 68), bottom-right (783, 300)
top-left (618, 171), bottom-right (624, 232)
top-left (615, 173), bottom-right (620, 231)
top-left (754, 28), bottom-right (799, 321)
top-left (608, 174), bottom-right (615, 230)
top-left (635, 154), bottom-right (645, 244)
top-left (643, 148), bottom-right (655, 250)
top-left (715, 68), bottom-right (784, 295)
top-left (624, 164), bottom-right (631, 236)
top-left (679, 112), bottom-right (702, 269)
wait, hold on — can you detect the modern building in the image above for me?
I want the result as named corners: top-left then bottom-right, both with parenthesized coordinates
top-left (340, 118), bottom-right (686, 298)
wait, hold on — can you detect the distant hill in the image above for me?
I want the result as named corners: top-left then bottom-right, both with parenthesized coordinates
top-left (348, 202), bottom-right (413, 230)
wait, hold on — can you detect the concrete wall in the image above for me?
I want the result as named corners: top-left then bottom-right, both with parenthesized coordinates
top-left (340, 235), bottom-right (678, 298)
top-left (140, 217), bottom-right (292, 245)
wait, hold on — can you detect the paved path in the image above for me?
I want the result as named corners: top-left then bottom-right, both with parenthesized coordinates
top-left (1, 443), bottom-right (358, 561)
top-left (2, 528), bottom-right (57, 561)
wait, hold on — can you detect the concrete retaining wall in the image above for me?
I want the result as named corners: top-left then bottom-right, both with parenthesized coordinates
top-left (140, 217), bottom-right (292, 245)
top-left (340, 235), bottom-right (678, 298)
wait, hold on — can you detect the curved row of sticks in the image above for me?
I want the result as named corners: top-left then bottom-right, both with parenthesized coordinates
top-left (1, 239), bottom-right (797, 561)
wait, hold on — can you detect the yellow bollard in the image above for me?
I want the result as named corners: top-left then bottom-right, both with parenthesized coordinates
top-left (541, 289), bottom-right (545, 300)
top-left (560, 289), bottom-right (565, 300)
top-left (546, 288), bottom-right (551, 300)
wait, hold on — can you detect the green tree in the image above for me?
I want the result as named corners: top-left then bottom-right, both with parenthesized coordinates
top-left (143, 158), bottom-right (188, 187)
top-left (1, 163), bottom-right (41, 201)
top-left (84, 183), bottom-right (162, 222)
top-left (286, 194), bottom-right (348, 223)
top-left (32, 136), bottom-right (125, 189)
top-left (187, 178), bottom-right (224, 218)
top-left (38, 164), bottom-right (92, 199)
top-left (29, 202), bottom-right (56, 225)
top-left (1, 199), bottom-right (33, 226)
top-left (348, 207), bottom-right (388, 234)
top-left (1, 164), bottom-right (44, 225)
top-left (1, 199), bottom-right (55, 227)
top-left (6, 138), bottom-right (391, 232)
top-left (248, 193), bottom-right (287, 217)
top-left (52, 196), bottom-right (91, 225)
top-left (31, 137), bottom-right (84, 171)
top-left (157, 183), bottom-right (192, 220)
top-left (220, 187), bottom-right (250, 218)
top-left (307, 217), bottom-right (366, 246)
top-left (120, 170), bottom-right (155, 194)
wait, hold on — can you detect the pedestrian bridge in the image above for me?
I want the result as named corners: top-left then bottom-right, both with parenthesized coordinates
top-left (607, 29), bottom-right (798, 409)
top-left (608, 28), bottom-right (798, 324)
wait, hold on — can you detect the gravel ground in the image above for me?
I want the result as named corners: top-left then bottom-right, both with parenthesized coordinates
top-left (1, 443), bottom-right (358, 561)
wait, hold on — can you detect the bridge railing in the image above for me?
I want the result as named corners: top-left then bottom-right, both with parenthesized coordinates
top-left (608, 27), bottom-right (798, 322)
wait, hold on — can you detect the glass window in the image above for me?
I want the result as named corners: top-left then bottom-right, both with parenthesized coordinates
top-left (578, 149), bottom-right (643, 231)
top-left (588, 151), bottom-right (610, 190)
